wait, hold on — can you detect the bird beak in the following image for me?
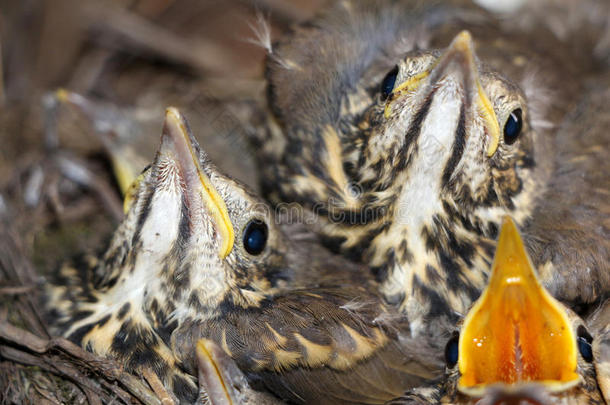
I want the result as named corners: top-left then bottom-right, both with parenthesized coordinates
top-left (438, 31), bottom-right (500, 157)
top-left (54, 88), bottom-right (143, 199)
top-left (457, 216), bottom-right (580, 396)
top-left (196, 339), bottom-right (238, 405)
top-left (388, 31), bottom-right (500, 157)
top-left (53, 88), bottom-right (149, 214)
top-left (161, 107), bottom-right (235, 259)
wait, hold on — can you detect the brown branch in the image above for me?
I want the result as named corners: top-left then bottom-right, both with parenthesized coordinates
top-left (77, 1), bottom-right (245, 76)
top-left (83, 387), bottom-right (103, 405)
top-left (54, 154), bottom-right (124, 222)
top-left (0, 346), bottom-right (112, 402)
top-left (0, 33), bottom-right (5, 106)
top-left (0, 320), bottom-right (161, 405)
top-left (0, 286), bottom-right (33, 295)
top-left (0, 226), bottom-right (49, 338)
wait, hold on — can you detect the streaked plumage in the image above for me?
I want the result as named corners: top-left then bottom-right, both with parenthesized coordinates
top-left (257, 0), bottom-right (609, 341)
top-left (388, 218), bottom-right (610, 404)
top-left (45, 108), bottom-right (437, 404)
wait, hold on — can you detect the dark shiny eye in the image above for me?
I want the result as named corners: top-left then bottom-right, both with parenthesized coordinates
top-left (577, 325), bottom-right (594, 363)
top-left (503, 108), bottom-right (523, 145)
top-left (243, 220), bottom-right (268, 255)
top-left (380, 65), bottom-right (399, 100)
top-left (445, 332), bottom-right (459, 368)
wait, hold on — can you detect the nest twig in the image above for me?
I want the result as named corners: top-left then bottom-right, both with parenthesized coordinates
top-left (0, 225), bottom-right (161, 404)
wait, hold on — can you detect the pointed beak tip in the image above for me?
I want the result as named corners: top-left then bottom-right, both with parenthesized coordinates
top-left (445, 31), bottom-right (501, 159)
top-left (54, 88), bottom-right (84, 107)
top-left (55, 88), bottom-right (70, 102)
top-left (500, 216), bottom-right (519, 237)
top-left (163, 106), bottom-right (184, 132)
top-left (162, 107), bottom-right (194, 153)
top-left (160, 107), bottom-right (235, 259)
top-left (165, 106), bottom-right (181, 119)
top-left (451, 30), bottom-right (474, 55)
top-left (501, 214), bottom-right (514, 225)
top-left (439, 30), bottom-right (476, 69)
top-left (495, 216), bottom-right (525, 262)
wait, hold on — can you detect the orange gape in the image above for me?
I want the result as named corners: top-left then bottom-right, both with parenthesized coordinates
top-left (458, 217), bottom-right (580, 395)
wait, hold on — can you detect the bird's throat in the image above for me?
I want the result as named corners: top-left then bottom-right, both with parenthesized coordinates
top-left (377, 204), bottom-right (495, 335)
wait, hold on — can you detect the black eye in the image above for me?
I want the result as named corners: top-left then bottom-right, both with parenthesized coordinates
top-left (243, 220), bottom-right (268, 255)
top-left (380, 65), bottom-right (399, 100)
top-left (577, 325), bottom-right (594, 363)
top-left (445, 332), bottom-right (459, 368)
top-left (503, 108), bottom-right (523, 145)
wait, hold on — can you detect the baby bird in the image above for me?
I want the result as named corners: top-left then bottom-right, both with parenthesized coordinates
top-left (388, 217), bottom-right (610, 404)
top-left (258, 0), bottom-right (609, 339)
top-left (46, 108), bottom-right (437, 404)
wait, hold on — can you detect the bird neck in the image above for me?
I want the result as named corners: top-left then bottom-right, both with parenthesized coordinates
top-left (373, 193), bottom-right (496, 327)
top-left (57, 201), bottom-right (239, 354)
top-left (313, 127), bottom-right (543, 335)
top-left (369, 161), bottom-right (547, 335)
top-left (56, 267), bottom-right (199, 398)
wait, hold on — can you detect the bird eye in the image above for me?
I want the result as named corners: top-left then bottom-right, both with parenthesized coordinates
top-left (503, 108), bottom-right (523, 145)
top-left (242, 219), bottom-right (268, 255)
top-left (577, 325), bottom-right (594, 363)
top-left (445, 332), bottom-right (459, 368)
top-left (380, 65), bottom-right (399, 100)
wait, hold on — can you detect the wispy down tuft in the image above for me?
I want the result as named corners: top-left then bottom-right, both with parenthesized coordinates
top-left (246, 11), bottom-right (273, 54)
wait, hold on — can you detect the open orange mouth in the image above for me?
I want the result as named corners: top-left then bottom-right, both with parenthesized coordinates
top-left (457, 217), bottom-right (580, 396)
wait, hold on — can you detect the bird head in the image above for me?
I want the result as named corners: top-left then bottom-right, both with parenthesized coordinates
top-left (346, 30), bottom-right (546, 327)
top-left (262, 3), bottom-right (567, 336)
top-left (436, 217), bottom-right (607, 404)
top-left (52, 107), bottom-right (292, 364)
top-left (109, 107), bottom-right (292, 319)
top-left (360, 30), bottom-right (534, 221)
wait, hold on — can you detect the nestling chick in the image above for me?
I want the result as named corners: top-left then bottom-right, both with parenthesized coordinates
top-left (259, 0), bottom-right (609, 340)
top-left (388, 217), bottom-right (610, 404)
top-left (45, 108), bottom-right (437, 404)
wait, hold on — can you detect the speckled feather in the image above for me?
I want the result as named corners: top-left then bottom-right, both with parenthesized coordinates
top-left (44, 110), bottom-right (439, 404)
top-left (257, 0), bottom-right (609, 342)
